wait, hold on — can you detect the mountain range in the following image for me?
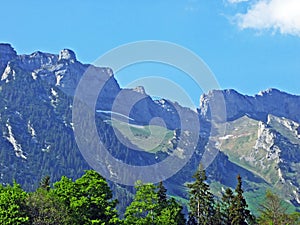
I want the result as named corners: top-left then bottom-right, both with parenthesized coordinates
top-left (0, 43), bottom-right (299, 214)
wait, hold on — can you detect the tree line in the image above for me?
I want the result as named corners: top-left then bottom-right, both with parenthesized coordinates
top-left (0, 166), bottom-right (299, 225)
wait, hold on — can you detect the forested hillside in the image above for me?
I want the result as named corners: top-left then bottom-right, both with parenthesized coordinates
top-left (1, 168), bottom-right (299, 224)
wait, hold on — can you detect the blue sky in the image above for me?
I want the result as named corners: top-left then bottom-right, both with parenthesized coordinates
top-left (1, 0), bottom-right (300, 108)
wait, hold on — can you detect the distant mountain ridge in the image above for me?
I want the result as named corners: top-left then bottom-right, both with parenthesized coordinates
top-left (200, 88), bottom-right (300, 123)
top-left (0, 43), bottom-right (300, 213)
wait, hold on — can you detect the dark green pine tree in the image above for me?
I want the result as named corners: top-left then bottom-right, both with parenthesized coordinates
top-left (187, 213), bottom-right (198, 225)
top-left (187, 164), bottom-right (215, 225)
top-left (39, 175), bottom-right (51, 191)
top-left (213, 202), bottom-right (223, 225)
top-left (157, 181), bottom-right (168, 209)
top-left (221, 188), bottom-right (235, 224)
top-left (231, 175), bottom-right (255, 225)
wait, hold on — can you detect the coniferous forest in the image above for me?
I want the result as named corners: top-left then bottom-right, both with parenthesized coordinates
top-left (1, 167), bottom-right (299, 225)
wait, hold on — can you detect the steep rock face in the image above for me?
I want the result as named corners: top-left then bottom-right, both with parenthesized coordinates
top-left (0, 44), bottom-right (191, 131)
top-left (215, 114), bottom-right (300, 206)
top-left (58, 49), bottom-right (76, 62)
top-left (18, 51), bottom-right (58, 72)
top-left (258, 115), bottom-right (300, 205)
top-left (0, 44), bottom-right (17, 74)
top-left (108, 88), bottom-right (183, 129)
top-left (0, 44), bottom-right (198, 185)
top-left (199, 88), bottom-right (300, 123)
top-left (199, 89), bottom-right (257, 123)
top-left (255, 121), bottom-right (278, 158)
top-left (255, 89), bottom-right (300, 123)
top-left (0, 46), bottom-right (121, 101)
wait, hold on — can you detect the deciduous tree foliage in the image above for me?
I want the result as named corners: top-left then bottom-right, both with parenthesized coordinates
top-left (0, 182), bottom-right (29, 225)
top-left (124, 180), bottom-right (185, 225)
top-left (26, 188), bottom-right (72, 225)
top-left (258, 190), bottom-right (300, 225)
top-left (157, 197), bottom-right (186, 225)
top-left (2, 169), bottom-right (300, 224)
top-left (53, 170), bottom-right (119, 225)
top-left (124, 181), bottom-right (158, 225)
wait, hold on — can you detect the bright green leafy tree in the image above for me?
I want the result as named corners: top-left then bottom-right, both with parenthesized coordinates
top-left (124, 181), bottom-right (158, 225)
top-left (0, 182), bottom-right (29, 225)
top-left (156, 197), bottom-right (186, 225)
top-left (124, 181), bottom-right (185, 225)
top-left (156, 182), bottom-right (186, 225)
top-left (26, 188), bottom-right (73, 225)
top-left (53, 170), bottom-right (119, 225)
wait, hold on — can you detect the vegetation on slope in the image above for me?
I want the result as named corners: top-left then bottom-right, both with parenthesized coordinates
top-left (1, 168), bottom-right (299, 224)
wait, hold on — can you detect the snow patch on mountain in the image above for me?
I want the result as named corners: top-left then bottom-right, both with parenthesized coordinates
top-left (50, 88), bottom-right (59, 108)
top-left (42, 144), bottom-right (51, 152)
top-left (5, 122), bottom-right (27, 159)
top-left (1, 64), bottom-right (16, 82)
top-left (27, 121), bottom-right (36, 138)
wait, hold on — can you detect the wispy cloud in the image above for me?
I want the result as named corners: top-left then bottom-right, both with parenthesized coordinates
top-left (184, 0), bottom-right (200, 12)
top-left (234, 0), bottom-right (300, 36)
top-left (227, 0), bottom-right (249, 3)
top-left (184, 6), bottom-right (199, 12)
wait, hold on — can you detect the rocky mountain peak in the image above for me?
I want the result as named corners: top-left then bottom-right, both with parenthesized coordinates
top-left (199, 89), bottom-right (247, 122)
top-left (199, 88), bottom-right (300, 124)
top-left (58, 49), bottom-right (76, 62)
top-left (0, 43), bottom-right (17, 57)
top-left (0, 43), bottom-right (17, 74)
top-left (132, 86), bottom-right (146, 95)
top-left (257, 88), bottom-right (284, 96)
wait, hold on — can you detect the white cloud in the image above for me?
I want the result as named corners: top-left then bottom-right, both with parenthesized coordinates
top-left (235, 0), bottom-right (300, 36)
top-left (228, 0), bottom-right (249, 3)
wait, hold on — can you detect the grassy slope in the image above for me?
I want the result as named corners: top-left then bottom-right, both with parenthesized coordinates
top-left (216, 116), bottom-right (279, 184)
top-left (106, 118), bottom-right (174, 153)
top-left (214, 115), bottom-right (299, 213)
top-left (106, 115), bottom-right (299, 214)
